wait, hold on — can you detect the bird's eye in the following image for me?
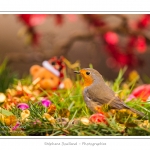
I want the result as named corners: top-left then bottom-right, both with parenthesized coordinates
top-left (86, 72), bottom-right (90, 75)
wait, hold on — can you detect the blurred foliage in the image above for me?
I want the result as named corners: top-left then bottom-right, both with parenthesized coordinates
top-left (16, 14), bottom-right (150, 71)
top-left (0, 60), bottom-right (18, 92)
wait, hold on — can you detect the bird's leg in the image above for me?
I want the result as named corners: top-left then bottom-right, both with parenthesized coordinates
top-left (107, 97), bottom-right (116, 105)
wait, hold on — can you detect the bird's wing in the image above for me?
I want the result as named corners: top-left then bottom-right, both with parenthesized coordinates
top-left (85, 83), bottom-right (147, 118)
top-left (86, 83), bottom-right (127, 110)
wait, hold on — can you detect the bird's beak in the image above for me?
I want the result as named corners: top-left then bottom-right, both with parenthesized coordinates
top-left (74, 71), bottom-right (80, 74)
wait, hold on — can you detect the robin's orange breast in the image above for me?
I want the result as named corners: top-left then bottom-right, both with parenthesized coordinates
top-left (80, 69), bottom-right (93, 87)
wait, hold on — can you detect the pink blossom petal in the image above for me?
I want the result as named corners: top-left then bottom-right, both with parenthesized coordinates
top-left (17, 103), bottom-right (29, 110)
top-left (136, 36), bottom-right (147, 53)
top-left (12, 122), bottom-right (20, 131)
top-left (41, 99), bottom-right (52, 107)
top-left (104, 32), bottom-right (119, 45)
top-left (18, 14), bottom-right (47, 27)
top-left (126, 94), bottom-right (136, 102)
top-left (131, 84), bottom-right (150, 101)
top-left (89, 113), bottom-right (107, 124)
top-left (67, 14), bottom-right (78, 22)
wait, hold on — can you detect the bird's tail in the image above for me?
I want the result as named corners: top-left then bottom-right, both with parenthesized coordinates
top-left (128, 107), bottom-right (148, 119)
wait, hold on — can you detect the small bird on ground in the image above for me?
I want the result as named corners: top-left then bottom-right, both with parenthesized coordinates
top-left (74, 68), bottom-right (147, 118)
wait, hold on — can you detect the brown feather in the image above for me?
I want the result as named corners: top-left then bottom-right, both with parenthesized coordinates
top-left (81, 68), bottom-right (147, 118)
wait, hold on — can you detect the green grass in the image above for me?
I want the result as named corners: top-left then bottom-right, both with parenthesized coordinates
top-left (0, 66), bottom-right (150, 136)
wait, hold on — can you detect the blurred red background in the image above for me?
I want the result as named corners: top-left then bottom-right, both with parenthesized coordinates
top-left (0, 14), bottom-right (150, 80)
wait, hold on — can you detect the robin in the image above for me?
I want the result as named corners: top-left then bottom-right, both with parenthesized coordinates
top-left (74, 68), bottom-right (147, 118)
